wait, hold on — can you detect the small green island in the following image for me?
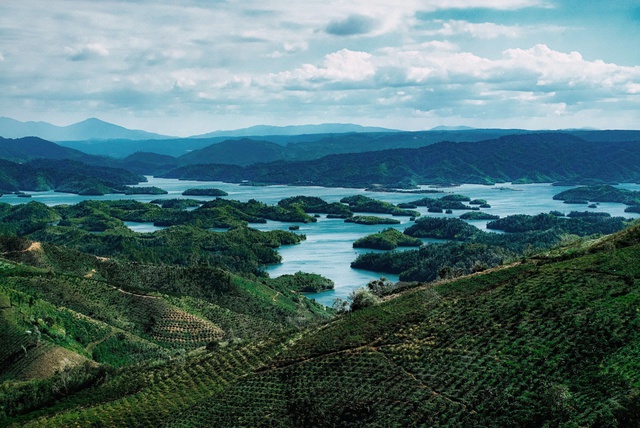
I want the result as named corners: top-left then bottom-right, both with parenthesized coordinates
top-left (553, 185), bottom-right (640, 206)
top-left (459, 211), bottom-right (500, 220)
top-left (182, 188), bottom-right (229, 197)
top-left (270, 271), bottom-right (334, 293)
top-left (345, 215), bottom-right (401, 225)
top-left (408, 194), bottom-right (478, 211)
top-left (340, 195), bottom-right (420, 217)
top-left (123, 186), bottom-right (168, 195)
top-left (404, 217), bottom-right (480, 240)
top-left (353, 228), bottom-right (423, 250)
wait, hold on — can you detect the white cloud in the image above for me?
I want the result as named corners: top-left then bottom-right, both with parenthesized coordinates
top-left (268, 49), bottom-right (376, 89)
top-left (502, 44), bottom-right (640, 93)
top-left (627, 83), bottom-right (640, 94)
top-left (420, 0), bottom-right (552, 11)
top-left (259, 43), bottom-right (640, 125)
top-left (266, 41), bottom-right (308, 58)
top-left (64, 43), bottom-right (110, 61)
top-left (423, 20), bottom-right (523, 39)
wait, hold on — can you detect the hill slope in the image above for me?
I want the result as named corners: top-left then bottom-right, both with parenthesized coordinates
top-left (178, 138), bottom-right (288, 166)
top-left (0, 158), bottom-right (145, 194)
top-left (0, 136), bottom-right (94, 163)
top-left (4, 220), bottom-right (640, 426)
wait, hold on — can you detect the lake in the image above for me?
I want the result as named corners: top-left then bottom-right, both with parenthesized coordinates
top-left (4, 177), bottom-right (640, 306)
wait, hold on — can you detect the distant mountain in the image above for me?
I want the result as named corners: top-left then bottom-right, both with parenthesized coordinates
top-left (59, 137), bottom-right (222, 158)
top-left (161, 133), bottom-right (640, 187)
top-left (60, 129), bottom-right (525, 160)
top-left (178, 138), bottom-right (288, 166)
top-left (191, 123), bottom-right (399, 138)
top-left (120, 152), bottom-right (179, 175)
top-left (430, 125), bottom-right (476, 131)
top-left (0, 117), bottom-right (173, 141)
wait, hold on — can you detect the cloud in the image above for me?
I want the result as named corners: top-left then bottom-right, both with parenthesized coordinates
top-left (257, 43), bottom-right (640, 126)
top-left (325, 14), bottom-right (377, 36)
top-left (65, 43), bottom-right (110, 61)
top-left (0, 0), bottom-right (637, 133)
top-left (266, 41), bottom-right (308, 58)
top-left (423, 20), bottom-right (523, 38)
top-left (267, 49), bottom-right (375, 90)
top-left (420, 0), bottom-right (552, 11)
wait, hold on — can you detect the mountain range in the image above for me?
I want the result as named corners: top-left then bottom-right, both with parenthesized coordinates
top-left (0, 117), bottom-right (398, 143)
top-left (160, 133), bottom-right (640, 187)
top-left (190, 123), bottom-right (399, 138)
top-left (4, 131), bottom-right (640, 191)
top-left (0, 117), bottom-right (173, 141)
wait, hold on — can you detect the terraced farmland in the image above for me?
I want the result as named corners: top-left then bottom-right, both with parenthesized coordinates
top-left (3, 224), bottom-right (640, 426)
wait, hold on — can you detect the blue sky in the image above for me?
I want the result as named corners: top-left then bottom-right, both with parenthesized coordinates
top-left (0, 0), bottom-right (639, 136)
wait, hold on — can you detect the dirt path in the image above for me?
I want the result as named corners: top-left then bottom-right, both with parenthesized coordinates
top-left (114, 287), bottom-right (160, 299)
top-left (86, 331), bottom-right (116, 354)
top-left (2, 241), bottom-right (43, 255)
top-left (25, 242), bottom-right (42, 252)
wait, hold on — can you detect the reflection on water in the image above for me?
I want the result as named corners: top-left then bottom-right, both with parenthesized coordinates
top-left (5, 177), bottom-right (640, 306)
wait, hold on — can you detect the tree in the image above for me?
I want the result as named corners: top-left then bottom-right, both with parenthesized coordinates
top-left (367, 277), bottom-right (395, 297)
top-left (348, 288), bottom-right (380, 312)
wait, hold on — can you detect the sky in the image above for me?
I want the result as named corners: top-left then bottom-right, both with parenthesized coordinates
top-left (1, 0), bottom-right (639, 136)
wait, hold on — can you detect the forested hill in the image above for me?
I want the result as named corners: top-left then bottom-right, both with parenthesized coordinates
top-left (0, 136), bottom-right (94, 163)
top-left (0, 159), bottom-right (145, 194)
top-left (161, 133), bottom-right (640, 187)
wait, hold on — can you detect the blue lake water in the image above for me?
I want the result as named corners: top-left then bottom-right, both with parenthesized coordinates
top-left (4, 177), bottom-right (640, 306)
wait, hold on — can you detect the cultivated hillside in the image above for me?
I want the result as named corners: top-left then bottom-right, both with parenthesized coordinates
top-left (3, 220), bottom-right (640, 426)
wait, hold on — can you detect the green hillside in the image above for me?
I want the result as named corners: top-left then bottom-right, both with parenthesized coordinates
top-left (0, 232), bottom-right (330, 423)
top-left (3, 219), bottom-right (640, 426)
top-left (0, 158), bottom-right (145, 194)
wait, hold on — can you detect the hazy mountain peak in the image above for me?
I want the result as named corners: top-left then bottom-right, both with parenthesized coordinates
top-left (191, 123), bottom-right (400, 138)
top-left (0, 117), bottom-right (173, 141)
top-left (430, 125), bottom-right (476, 131)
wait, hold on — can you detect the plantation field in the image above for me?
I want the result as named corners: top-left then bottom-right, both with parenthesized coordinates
top-left (3, 222), bottom-right (640, 426)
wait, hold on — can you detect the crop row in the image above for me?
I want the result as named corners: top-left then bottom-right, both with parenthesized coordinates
top-left (22, 339), bottom-right (283, 427)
